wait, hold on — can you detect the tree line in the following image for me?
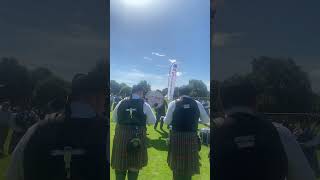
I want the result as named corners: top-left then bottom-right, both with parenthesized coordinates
top-left (110, 79), bottom-right (210, 99)
top-left (212, 56), bottom-right (320, 113)
top-left (0, 57), bottom-right (71, 112)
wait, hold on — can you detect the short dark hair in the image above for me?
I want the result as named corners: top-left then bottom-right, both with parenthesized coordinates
top-left (71, 71), bottom-right (106, 97)
top-left (178, 90), bottom-right (189, 97)
top-left (220, 78), bottom-right (257, 110)
top-left (132, 84), bottom-right (144, 94)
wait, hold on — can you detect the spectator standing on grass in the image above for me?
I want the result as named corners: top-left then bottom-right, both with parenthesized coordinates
top-left (9, 102), bottom-right (40, 154)
top-left (0, 102), bottom-right (12, 157)
top-left (6, 68), bottom-right (108, 180)
top-left (154, 90), bottom-right (168, 130)
top-left (296, 121), bottom-right (320, 177)
top-left (164, 92), bottom-right (209, 180)
top-left (212, 80), bottom-right (316, 180)
top-left (111, 84), bottom-right (156, 180)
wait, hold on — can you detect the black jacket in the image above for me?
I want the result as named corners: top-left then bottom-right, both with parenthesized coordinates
top-left (21, 113), bottom-right (108, 180)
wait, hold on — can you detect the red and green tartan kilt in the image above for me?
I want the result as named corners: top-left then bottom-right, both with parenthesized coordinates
top-left (111, 124), bottom-right (148, 171)
top-left (167, 131), bottom-right (200, 175)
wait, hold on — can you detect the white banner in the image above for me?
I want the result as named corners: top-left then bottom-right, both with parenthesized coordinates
top-left (167, 62), bottom-right (178, 101)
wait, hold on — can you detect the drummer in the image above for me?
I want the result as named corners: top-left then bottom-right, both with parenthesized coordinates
top-left (164, 92), bottom-right (209, 180)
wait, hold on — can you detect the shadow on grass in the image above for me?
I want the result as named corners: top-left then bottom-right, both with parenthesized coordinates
top-left (155, 129), bottom-right (169, 138)
top-left (146, 135), bottom-right (169, 152)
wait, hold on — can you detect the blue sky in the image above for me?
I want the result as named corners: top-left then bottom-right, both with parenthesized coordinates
top-left (110, 0), bottom-right (210, 90)
top-left (0, 0), bottom-right (106, 80)
top-left (214, 0), bottom-right (320, 92)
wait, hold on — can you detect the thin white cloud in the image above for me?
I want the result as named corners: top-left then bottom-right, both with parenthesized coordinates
top-left (156, 64), bottom-right (168, 69)
top-left (152, 52), bottom-right (166, 57)
top-left (143, 56), bottom-right (153, 61)
top-left (169, 59), bottom-right (177, 63)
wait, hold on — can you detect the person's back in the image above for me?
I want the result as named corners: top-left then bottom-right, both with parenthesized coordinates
top-left (111, 85), bottom-right (156, 180)
top-left (155, 100), bottom-right (166, 116)
top-left (211, 80), bottom-right (287, 180)
top-left (213, 110), bottom-right (288, 180)
top-left (7, 66), bottom-right (108, 180)
top-left (22, 110), bottom-right (107, 180)
top-left (164, 95), bottom-right (210, 180)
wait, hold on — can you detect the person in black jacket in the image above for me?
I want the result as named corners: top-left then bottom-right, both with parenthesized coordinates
top-left (212, 79), bottom-right (316, 180)
top-left (154, 94), bottom-right (167, 130)
top-left (111, 85), bottom-right (156, 180)
top-left (0, 102), bottom-right (10, 157)
top-left (6, 68), bottom-right (108, 180)
top-left (164, 92), bottom-right (210, 180)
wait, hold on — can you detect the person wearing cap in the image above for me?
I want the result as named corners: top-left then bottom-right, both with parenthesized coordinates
top-left (111, 84), bottom-right (156, 180)
top-left (164, 92), bottom-right (210, 180)
top-left (6, 68), bottom-right (108, 180)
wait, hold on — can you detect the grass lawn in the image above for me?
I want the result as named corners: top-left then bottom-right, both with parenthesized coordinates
top-left (0, 115), bottom-right (210, 180)
top-left (0, 124), bottom-right (210, 180)
top-left (0, 129), bottom-right (12, 180)
top-left (109, 114), bottom-right (210, 180)
top-left (3, 118), bottom-right (320, 180)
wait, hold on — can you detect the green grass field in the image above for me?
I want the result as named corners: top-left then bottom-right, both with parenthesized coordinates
top-left (0, 129), bottom-right (12, 180)
top-left (109, 121), bottom-right (210, 180)
top-left (3, 120), bottom-right (320, 180)
top-left (0, 118), bottom-right (210, 180)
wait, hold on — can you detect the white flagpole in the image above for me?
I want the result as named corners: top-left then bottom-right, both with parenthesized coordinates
top-left (167, 62), bottom-right (178, 101)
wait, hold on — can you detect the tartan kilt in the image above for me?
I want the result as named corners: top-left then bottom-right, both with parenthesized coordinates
top-left (111, 124), bottom-right (148, 171)
top-left (167, 131), bottom-right (200, 175)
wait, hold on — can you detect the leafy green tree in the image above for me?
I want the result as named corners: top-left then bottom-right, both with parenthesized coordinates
top-left (0, 57), bottom-right (33, 104)
top-left (312, 93), bottom-right (320, 113)
top-left (136, 80), bottom-right (151, 94)
top-left (251, 57), bottom-right (313, 112)
top-left (32, 76), bottom-right (70, 112)
top-left (30, 67), bottom-right (53, 88)
top-left (161, 88), bottom-right (168, 96)
top-left (179, 85), bottom-right (192, 96)
top-left (119, 85), bottom-right (132, 97)
top-left (110, 80), bottom-right (121, 95)
top-left (188, 79), bottom-right (209, 97)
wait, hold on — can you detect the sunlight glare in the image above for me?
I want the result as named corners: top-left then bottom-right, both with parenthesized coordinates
top-left (122, 0), bottom-right (152, 8)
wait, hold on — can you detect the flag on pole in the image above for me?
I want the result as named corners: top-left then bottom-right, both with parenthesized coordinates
top-left (167, 61), bottom-right (178, 101)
